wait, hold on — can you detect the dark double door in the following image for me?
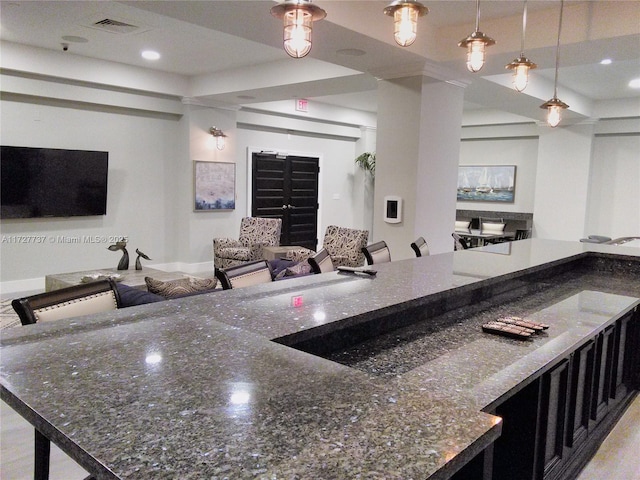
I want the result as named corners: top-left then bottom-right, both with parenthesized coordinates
top-left (251, 152), bottom-right (319, 251)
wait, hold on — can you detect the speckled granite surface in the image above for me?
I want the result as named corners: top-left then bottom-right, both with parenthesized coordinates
top-left (1, 239), bottom-right (639, 479)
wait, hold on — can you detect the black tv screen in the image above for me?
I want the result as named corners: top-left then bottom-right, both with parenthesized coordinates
top-left (1, 146), bottom-right (109, 219)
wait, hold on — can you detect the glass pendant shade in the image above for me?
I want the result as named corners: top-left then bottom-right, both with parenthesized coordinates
top-left (505, 1), bottom-right (536, 92)
top-left (283, 8), bottom-right (313, 57)
top-left (540, 97), bottom-right (569, 128)
top-left (539, 0), bottom-right (568, 127)
top-left (458, 0), bottom-right (494, 73)
top-left (271, 1), bottom-right (326, 59)
top-left (506, 56), bottom-right (537, 92)
top-left (384, 0), bottom-right (428, 47)
top-left (459, 32), bottom-right (494, 73)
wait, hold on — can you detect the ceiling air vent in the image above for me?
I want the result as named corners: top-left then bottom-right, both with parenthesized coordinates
top-left (84, 18), bottom-right (147, 35)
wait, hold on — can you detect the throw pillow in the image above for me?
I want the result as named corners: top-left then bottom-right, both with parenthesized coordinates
top-left (116, 283), bottom-right (165, 307)
top-left (274, 261), bottom-right (313, 280)
top-left (145, 276), bottom-right (218, 299)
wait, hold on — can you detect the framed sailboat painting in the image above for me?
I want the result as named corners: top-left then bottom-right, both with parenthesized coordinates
top-left (457, 165), bottom-right (516, 203)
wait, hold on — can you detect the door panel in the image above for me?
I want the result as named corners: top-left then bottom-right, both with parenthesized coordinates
top-left (252, 153), bottom-right (318, 251)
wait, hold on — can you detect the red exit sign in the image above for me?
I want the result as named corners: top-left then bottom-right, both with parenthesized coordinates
top-left (295, 98), bottom-right (308, 112)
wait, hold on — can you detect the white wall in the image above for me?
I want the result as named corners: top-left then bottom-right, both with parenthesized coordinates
top-left (236, 127), bottom-right (364, 245)
top-left (0, 98), bottom-right (183, 288)
top-left (457, 136), bottom-right (539, 214)
top-left (586, 134), bottom-right (640, 238)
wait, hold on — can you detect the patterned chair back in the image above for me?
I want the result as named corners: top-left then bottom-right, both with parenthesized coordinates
top-left (323, 225), bottom-right (369, 268)
top-left (239, 217), bottom-right (282, 247)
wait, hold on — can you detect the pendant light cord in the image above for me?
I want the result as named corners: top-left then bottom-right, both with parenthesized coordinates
top-left (475, 0), bottom-right (481, 32)
top-left (553, 0), bottom-right (564, 98)
top-left (520, 0), bottom-right (528, 55)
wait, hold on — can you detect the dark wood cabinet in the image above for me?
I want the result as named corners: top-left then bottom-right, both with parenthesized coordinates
top-left (567, 339), bottom-right (595, 450)
top-left (487, 309), bottom-right (638, 480)
top-left (538, 359), bottom-right (570, 479)
top-left (591, 325), bottom-right (616, 425)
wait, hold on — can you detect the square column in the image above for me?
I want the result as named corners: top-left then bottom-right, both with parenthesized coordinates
top-left (374, 76), bottom-right (464, 257)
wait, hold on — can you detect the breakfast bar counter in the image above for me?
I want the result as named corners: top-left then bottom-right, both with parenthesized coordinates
top-left (1, 239), bottom-right (639, 479)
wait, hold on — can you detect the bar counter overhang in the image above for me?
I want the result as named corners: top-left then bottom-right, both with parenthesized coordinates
top-left (1, 239), bottom-right (639, 480)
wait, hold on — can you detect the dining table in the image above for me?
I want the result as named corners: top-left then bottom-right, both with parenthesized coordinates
top-left (455, 229), bottom-right (515, 247)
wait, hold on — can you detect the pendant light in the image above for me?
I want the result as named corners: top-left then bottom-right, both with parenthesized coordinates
top-left (458, 0), bottom-right (495, 73)
top-left (505, 0), bottom-right (537, 92)
top-left (270, 0), bottom-right (326, 59)
top-left (540, 0), bottom-right (569, 127)
top-left (383, 0), bottom-right (428, 47)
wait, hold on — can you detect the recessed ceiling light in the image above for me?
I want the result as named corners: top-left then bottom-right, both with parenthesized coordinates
top-left (141, 50), bottom-right (160, 61)
top-left (629, 78), bottom-right (640, 89)
top-left (600, 58), bottom-right (612, 65)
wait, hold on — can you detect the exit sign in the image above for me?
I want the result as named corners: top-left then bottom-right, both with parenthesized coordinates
top-left (295, 98), bottom-right (308, 112)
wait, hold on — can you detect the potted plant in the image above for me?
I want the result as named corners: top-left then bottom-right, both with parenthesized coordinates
top-left (355, 152), bottom-right (375, 177)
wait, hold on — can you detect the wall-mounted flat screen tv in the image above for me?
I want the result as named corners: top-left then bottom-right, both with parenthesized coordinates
top-left (1, 146), bottom-right (109, 219)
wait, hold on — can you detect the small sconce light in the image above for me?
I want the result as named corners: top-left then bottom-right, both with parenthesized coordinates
top-left (209, 126), bottom-right (227, 150)
top-left (270, 0), bottom-right (326, 59)
top-left (383, 0), bottom-right (428, 47)
top-left (458, 0), bottom-right (495, 73)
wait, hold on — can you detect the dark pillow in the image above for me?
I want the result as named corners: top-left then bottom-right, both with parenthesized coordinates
top-left (116, 283), bottom-right (165, 307)
top-left (145, 276), bottom-right (218, 299)
top-left (269, 258), bottom-right (297, 278)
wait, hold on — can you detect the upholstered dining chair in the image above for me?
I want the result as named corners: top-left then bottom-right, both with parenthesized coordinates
top-left (363, 240), bottom-right (391, 265)
top-left (11, 280), bottom-right (119, 480)
top-left (12, 278), bottom-right (121, 326)
top-left (308, 248), bottom-right (335, 274)
top-left (215, 260), bottom-right (273, 290)
top-left (213, 217), bottom-right (282, 269)
top-left (452, 232), bottom-right (470, 251)
top-left (410, 237), bottom-right (430, 257)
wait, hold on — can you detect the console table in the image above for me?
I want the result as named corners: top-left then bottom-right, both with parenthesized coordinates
top-left (45, 267), bottom-right (187, 292)
top-left (262, 245), bottom-right (307, 260)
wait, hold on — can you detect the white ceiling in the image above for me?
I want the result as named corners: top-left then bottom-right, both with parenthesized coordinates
top-left (1, 0), bottom-right (639, 120)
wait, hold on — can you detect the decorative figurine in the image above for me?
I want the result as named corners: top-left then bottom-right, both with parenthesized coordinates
top-left (135, 249), bottom-right (151, 270)
top-left (108, 239), bottom-right (129, 270)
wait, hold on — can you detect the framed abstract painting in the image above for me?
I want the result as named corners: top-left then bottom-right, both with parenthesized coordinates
top-left (194, 161), bottom-right (236, 211)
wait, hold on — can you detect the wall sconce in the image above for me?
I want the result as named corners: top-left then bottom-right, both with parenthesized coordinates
top-left (270, 0), bottom-right (326, 59)
top-left (458, 0), bottom-right (495, 73)
top-left (383, 0), bottom-right (428, 47)
top-left (505, 0), bottom-right (536, 92)
top-left (209, 126), bottom-right (227, 150)
top-left (540, 0), bottom-right (568, 127)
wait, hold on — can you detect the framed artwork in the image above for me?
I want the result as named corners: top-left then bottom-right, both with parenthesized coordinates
top-left (194, 161), bottom-right (235, 211)
top-left (457, 165), bottom-right (516, 203)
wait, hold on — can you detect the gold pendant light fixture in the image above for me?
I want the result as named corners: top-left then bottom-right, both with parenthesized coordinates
top-left (540, 0), bottom-right (569, 127)
top-left (505, 0), bottom-right (537, 92)
top-left (270, 0), bottom-right (326, 59)
top-left (383, 0), bottom-right (428, 47)
top-left (458, 0), bottom-right (495, 73)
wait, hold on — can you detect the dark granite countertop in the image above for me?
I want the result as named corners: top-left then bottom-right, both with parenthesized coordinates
top-left (1, 239), bottom-right (639, 479)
